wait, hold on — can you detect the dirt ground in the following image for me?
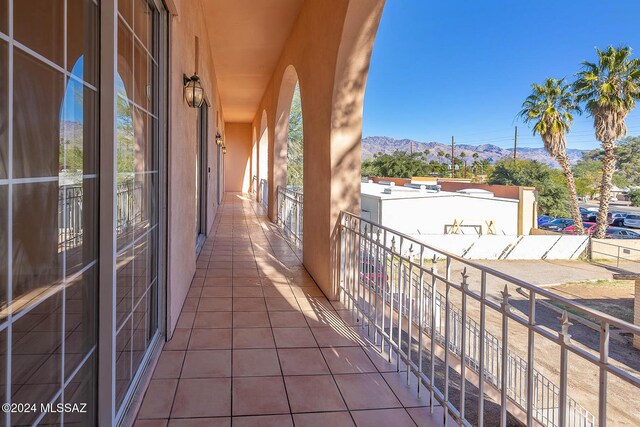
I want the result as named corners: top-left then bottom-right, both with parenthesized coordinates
top-left (435, 259), bottom-right (640, 426)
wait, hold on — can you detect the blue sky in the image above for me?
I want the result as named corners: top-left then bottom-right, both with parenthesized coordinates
top-left (363, 1), bottom-right (640, 150)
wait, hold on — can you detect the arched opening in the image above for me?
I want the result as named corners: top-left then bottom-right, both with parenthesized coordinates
top-left (286, 82), bottom-right (304, 189)
top-left (258, 110), bottom-right (269, 209)
top-left (274, 66), bottom-right (304, 247)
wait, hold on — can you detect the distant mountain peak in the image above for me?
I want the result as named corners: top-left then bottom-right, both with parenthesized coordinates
top-left (361, 136), bottom-right (585, 168)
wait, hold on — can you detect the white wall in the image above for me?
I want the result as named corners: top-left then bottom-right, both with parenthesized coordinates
top-left (377, 195), bottom-right (519, 236)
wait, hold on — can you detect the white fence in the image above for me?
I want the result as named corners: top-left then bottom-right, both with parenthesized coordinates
top-left (409, 234), bottom-right (589, 260)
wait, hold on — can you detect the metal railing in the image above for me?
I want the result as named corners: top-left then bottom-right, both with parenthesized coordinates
top-left (251, 175), bottom-right (258, 196)
top-left (276, 185), bottom-right (303, 247)
top-left (58, 181), bottom-right (142, 251)
top-left (589, 238), bottom-right (640, 272)
top-left (338, 211), bottom-right (640, 427)
top-left (260, 179), bottom-right (268, 211)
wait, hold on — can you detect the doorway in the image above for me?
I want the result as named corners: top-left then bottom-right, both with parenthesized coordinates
top-left (196, 103), bottom-right (209, 252)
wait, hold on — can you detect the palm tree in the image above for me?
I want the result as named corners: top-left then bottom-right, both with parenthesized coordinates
top-left (519, 78), bottom-right (584, 234)
top-left (574, 46), bottom-right (640, 238)
top-left (460, 152), bottom-right (467, 177)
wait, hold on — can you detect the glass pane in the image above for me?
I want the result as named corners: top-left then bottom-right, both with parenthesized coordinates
top-left (118, 19), bottom-right (134, 103)
top-left (13, 181), bottom-right (63, 303)
top-left (0, 0), bottom-right (6, 35)
top-left (134, 0), bottom-right (152, 51)
top-left (0, 186), bottom-right (6, 312)
top-left (13, 50), bottom-right (65, 179)
top-left (63, 179), bottom-right (98, 276)
top-left (116, 249), bottom-right (133, 331)
top-left (0, 41), bottom-right (7, 179)
top-left (14, 0), bottom-right (64, 66)
top-left (61, 79), bottom-right (98, 176)
top-left (131, 292), bottom-right (148, 375)
top-left (64, 353), bottom-right (97, 425)
top-left (115, 319), bottom-right (132, 409)
top-left (67, 0), bottom-right (99, 86)
top-left (11, 292), bottom-right (63, 426)
top-left (119, 0), bottom-right (133, 28)
top-left (133, 233), bottom-right (150, 302)
top-left (65, 265), bottom-right (97, 368)
top-left (134, 40), bottom-right (150, 110)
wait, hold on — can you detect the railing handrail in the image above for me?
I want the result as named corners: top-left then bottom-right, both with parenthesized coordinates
top-left (342, 211), bottom-right (640, 334)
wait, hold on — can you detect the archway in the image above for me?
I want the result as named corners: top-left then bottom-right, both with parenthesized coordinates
top-left (258, 110), bottom-right (269, 207)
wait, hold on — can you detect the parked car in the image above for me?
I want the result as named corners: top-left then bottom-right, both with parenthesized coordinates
top-left (607, 212), bottom-right (627, 226)
top-left (581, 209), bottom-right (597, 222)
top-left (539, 218), bottom-right (574, 232)
top-left (624, 214), bottom-right (640, 229)
top-left (563, 222), bottom-right (596, 235)
top-left (605, 227), bottom-right (640, 239)
top-left (538, 215), bottom-right (554, 226)
top-left (359, 254), bottom-right (387, 289)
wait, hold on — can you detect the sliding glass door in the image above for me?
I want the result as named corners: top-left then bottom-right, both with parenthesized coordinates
top-left (1, 0), bottom-right (99, 425)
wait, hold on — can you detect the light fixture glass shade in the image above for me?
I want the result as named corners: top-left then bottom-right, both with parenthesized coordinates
top-left (184, 75), bottom-right (204, 108)
top-left (222, 145), bottom-right (227, 155)
top-left (215, 131), bottom-right (223, 146)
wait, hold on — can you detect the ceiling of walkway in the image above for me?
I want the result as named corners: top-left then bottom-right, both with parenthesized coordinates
top-left (201, 0), bottom-right (305, 122)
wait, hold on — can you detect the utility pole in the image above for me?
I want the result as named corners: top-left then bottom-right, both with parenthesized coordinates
top-left (451, 136), bottom-right (455, 178)
top-left (513, 125), bottom-right (518, 163)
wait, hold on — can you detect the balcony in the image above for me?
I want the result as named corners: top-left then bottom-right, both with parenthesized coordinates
top-left (134, 193), bottom-right (444, 426)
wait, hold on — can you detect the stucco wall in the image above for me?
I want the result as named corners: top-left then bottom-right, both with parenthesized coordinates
top-left (166, 0), bottom-right (224, 336)
top-left (224, 123), bottom-right (252, 192)
top-left (250, 0), bottom-right (385, 298)
top-left (378, 195), bottom-right (520, 236)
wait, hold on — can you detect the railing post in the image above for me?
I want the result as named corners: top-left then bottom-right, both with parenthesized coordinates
top-left (526, 291), bottom-right (536, 426)
top-left (460, 268), bottom-right (469, 423)
top-left (429, 255), bottom-right (438, 413)
top-left (558, 311), bottom-right (572, 427)
top-left (500, 285), bottom-right (511, 427)
top-left (478, 271), bottom-right (487, 427)
top-left (598, 321), bottom-right (609, 427)
top-left (407, 244), bottom-right (414, 385)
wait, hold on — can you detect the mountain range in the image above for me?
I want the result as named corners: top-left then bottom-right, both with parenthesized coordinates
top-left (362, 136), bottom-right (586, 168)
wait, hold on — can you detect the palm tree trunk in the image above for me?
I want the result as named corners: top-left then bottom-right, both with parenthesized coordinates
top-left (594, 142), bottom-right (616, 238)
top-left (557, 153), bottom-right (584, 235)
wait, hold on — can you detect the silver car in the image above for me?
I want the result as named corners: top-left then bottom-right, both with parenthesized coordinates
top-left (624, 214), bottom-right (640, 229)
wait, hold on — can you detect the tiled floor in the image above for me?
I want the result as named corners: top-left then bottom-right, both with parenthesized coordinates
top-left (134, 193), bottom-right (444, 427)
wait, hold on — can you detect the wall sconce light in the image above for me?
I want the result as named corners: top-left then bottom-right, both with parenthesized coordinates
top-left (222, 145), bottom-right (227, 155)
top-left (183, 74), bottom-right (204, 108)
top-left (215, 131), bottom-right (223, 146)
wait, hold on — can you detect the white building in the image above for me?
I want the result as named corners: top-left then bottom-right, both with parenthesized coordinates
top-left (361, 181), bottom-right (533, 236)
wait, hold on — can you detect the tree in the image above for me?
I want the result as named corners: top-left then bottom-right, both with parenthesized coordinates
top-left (629, 189), bottom-right (640, 207)
top-left (286, 83), bottom-right (304, 187)
top-left (574, 46), bottom-right (640, 237)
top-left (489, 160), bottom-right (571, 217)
top-left (583, 135), bottom-right (640, 185)
top-left (519, 78), bottom-right (584, 234)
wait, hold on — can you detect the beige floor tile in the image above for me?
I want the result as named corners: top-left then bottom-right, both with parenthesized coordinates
top-left (334, 373), bottom-right (402, 410)
top-left (193, 312), bottom-right (232, 329)
top-left (137, 379), bottom-right (178, 419)
top-left (153, 351), bottom-right (185, 379)
top-left (272, 327), bottom-right (317, 348)
top-left (284, 375), bottom-right (346, 413)
top-left (181, 350), bottom-right (231, 378)
top-left (201, 287), bottom-right (233, 298)
top-left (233, 298), bottom-right (267, 312)
top-left (232, 311), bottom-right (270, 328)
top-left (233, 287), bottom-right (264, 298)
top-left (381, 372), bottom-right (429, 407)
top-left (350, 408), bottom-right (416, 427)
top-left (321, 346), bottom-right (377, 374)
top-left (405, 406), bottom-right (446, 427)
top-left (171, 378), bottom-right (231, 418)
top-left (277, 348), bottom-right (330, 375)
top-left (292, 412), bottom-right (354, 427)
top-left (198, 297), bottom-right (232, 312)
top-left (233, 328), bottom-right (275, 349)
top-left (188, 329), bottom-right (232, 350)
top-left (232, 377), bottom-right (289, 416)
top-left (232, 349), bottom-right (281, 377)
top-left (311, 327), bottom-right (363, 347)
top-left (268, 311), bottom-right (307, 328)
top-left (167, 418), bottom-right (230, 427)
top-left (231, 414), bottom-right (293, 427)
top-left (164, 330), bottom-right (191, 351)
